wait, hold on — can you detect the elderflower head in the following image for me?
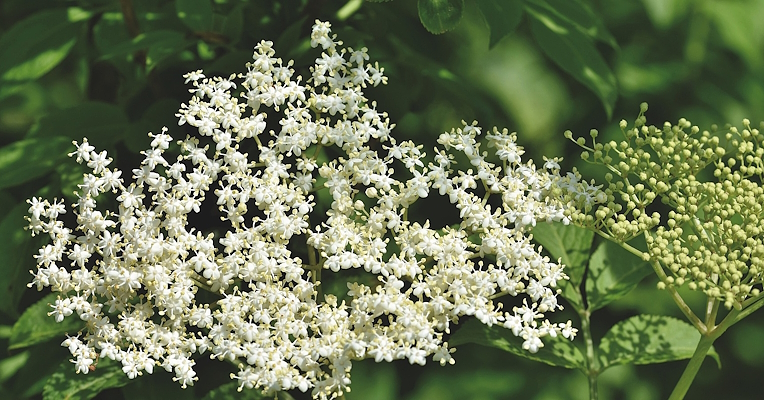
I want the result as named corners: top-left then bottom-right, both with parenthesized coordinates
top-left (566, 103), bottom-right (764, 310)
top-left (27, 20), bottom-right (578, 399)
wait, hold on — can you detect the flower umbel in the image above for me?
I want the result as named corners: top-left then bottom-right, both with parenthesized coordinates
top-left (27, 20), bottom-right (578, 399)
top-left (566, 103), bottom-right (764, 310)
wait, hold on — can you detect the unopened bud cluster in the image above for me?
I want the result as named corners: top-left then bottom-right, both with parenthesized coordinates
top-left (26, 21), bottom-right (581, 399)
top-left (567, 103), bottom-right (764, 309)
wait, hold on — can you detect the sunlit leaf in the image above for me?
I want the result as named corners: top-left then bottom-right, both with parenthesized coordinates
top-left (417, 0), bottom-right (464, 34)
top-left (526, 3), bottom-right (617, 118)
top-left (9, 293), bottom-right (85, 350)
top-left (585, 238), bottom-right (651, 311)
top-left (0, 137), bottom-right (71, 190)
top-left (529, 0), bottom-right (618, 48)
top-left (42, 358), bottom-right (130, 400)
top-left (475, 0), bottom-right (523, 48)
top-left (0, 9), bottom-right (81, 82)
top-left (176, 0), bottom-right (214, 32)
top-left (450, 318), bottom-right (585, 369)
top-left (598, 315), bottom-right (721, 369)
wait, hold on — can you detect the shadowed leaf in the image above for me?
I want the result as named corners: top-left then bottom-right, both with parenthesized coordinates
top-left (418, 0), bottom-right (464, 34)
top-left (598, 314), bottom-right (721, 369)
top-left (450, 318), bottom-right (585, 369)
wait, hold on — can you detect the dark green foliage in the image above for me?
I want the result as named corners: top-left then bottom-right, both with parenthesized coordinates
top-left (1, 0), bottom-right (764, 399)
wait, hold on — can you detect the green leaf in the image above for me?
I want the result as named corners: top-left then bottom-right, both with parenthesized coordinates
top-left (275, 16), bottom-right (310, 60)
top-left (4, 340), bottom-right (70, 398)
top-left (43, 358), bottom-right (130, 400)
top-left (450, 318), bottom-right (585, 369)
top-left (9, 293), bottom-right (85, 350)
top-left (221, 4), bottom-right (244, 43)
top-left (0, 351), bottom-right (30, 384)
top-left (475, 0), bottom-right (523, 48)
top-left (202, 382), bottom-right (296, 400)
top-left (0, 136), bottom-right (71, 190)
top-left (124, 99), bottom-right (181, 154)
top-left (97, 30), bottom-right (187, 62)
top-left (417, 0), bottom-right (464, 34)
top-left (176, 0), bottom-right (214, 32)
top-left (585, 238), bottom-right (651, 311)
top-left (641, 0), bottom-right (690, 29)
top-left (598, 315), bottom-right (721, 370)
top-left (531, 222), bottom-right (593, 287)
top-left (0, 202), bottom-right (45, 318)
top-left (0, 9), bottom-right (81, 82)
top-left (529, 0), bottom-right (618, 48)
top-left (705, 1), bottom-right (764, 69)
top-left (29, 102), bottom-right (128, 145)
top-left (526, 3), bottom-right (617, 118)
top-left (120, 371), bottom-right (195, 400)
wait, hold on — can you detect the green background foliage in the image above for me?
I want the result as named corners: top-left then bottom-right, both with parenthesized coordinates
top-left (2, 0), bottom-right (764, 399)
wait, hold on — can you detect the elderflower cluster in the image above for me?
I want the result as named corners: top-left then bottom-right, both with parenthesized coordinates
top-left (567, 103), bottom-right (764, 309)
top-left (27, 20), bottom-right (580, 399)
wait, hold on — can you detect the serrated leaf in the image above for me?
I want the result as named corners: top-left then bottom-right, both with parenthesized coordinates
top-left (43, 358), bottom-right (130, 400)
top-left (417, 0), bottom-right (464, 34)
top-left (202, 382), bottom-right (296, 400)
top-left (9, 293), bottom-right (85, 350)
top-left (0, 9), bottom-right (80, 82)
top-left (598, 315), bottom-right (720, 370)
top-left (585, 238), bottom-right (651, 311)
top-left (450, 318), bottom-right (585, 369)
top-left (526, 3), bottom-right (617, 118)
top-left (531, 222), bottom-right (593, 287)
top-left (476, 0), bottom-right (523, 48)
top-left (176, 0), bottom-right (214, 32)
top-left (29, 102), bottom-right (128, 145)
top-left (529, 0), bottom-right (618, 48)
top-left (0, 136), bottom-right (72, 190)
top-left (0, 202), bottom-right (40, 318)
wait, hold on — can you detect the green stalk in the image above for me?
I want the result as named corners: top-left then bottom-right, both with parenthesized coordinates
top-left (668, 306), bottom-right (740, 399)
top-left (578, 308), bottom-right (600, 400)
top-left (667, 333), bottom-right (716, 400)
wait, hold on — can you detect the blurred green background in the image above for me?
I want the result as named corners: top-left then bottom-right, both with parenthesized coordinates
top-left (2, 0), bottom-right (764, 399)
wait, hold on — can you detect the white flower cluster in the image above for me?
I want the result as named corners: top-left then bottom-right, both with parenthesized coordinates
top-left (27, 20), bottom-right (579, 399)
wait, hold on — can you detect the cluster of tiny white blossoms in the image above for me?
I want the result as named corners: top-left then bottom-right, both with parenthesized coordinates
top-left (27, 20), bottom-right (584, 399)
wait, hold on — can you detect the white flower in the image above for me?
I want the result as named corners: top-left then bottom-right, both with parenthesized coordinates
top-left (27, 20), bottom-right (578, 400)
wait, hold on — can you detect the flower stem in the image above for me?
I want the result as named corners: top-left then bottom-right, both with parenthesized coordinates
top-left (667, 333), bottom-right (716, 400)
top-left (578, 308), bottom-right (600, 400)
top-left (669, 304), bottom-right (740, 399)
